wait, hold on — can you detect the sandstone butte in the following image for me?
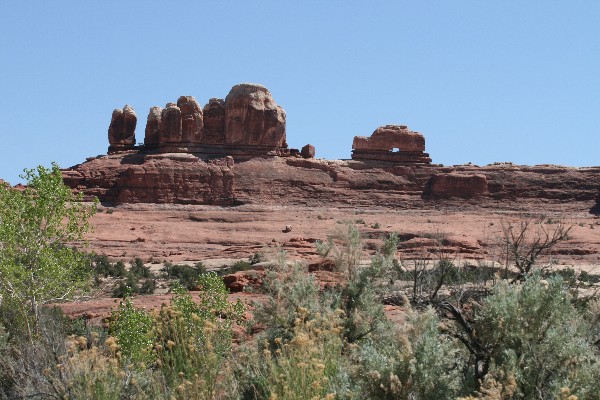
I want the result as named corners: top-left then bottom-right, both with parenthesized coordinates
top-left (59, 83), bottom-right (600, 213)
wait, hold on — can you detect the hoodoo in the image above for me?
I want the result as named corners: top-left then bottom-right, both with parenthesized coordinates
top-left (110, 83), bottom-right (294, 159)
top-left (108, 105), bottom-right (137, 152)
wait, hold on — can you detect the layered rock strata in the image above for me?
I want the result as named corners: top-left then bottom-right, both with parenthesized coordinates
top-left (64, 153), bottom-right (600, 211)
top-left (63, 154), bottom-right (234, 205)
top-left (422, 173), bottom-right (488, 199)
top-left (352, 125), bottom-right (431, 164)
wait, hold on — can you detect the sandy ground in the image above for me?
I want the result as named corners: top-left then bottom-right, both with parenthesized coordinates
top-left (57, 202), bottom-right (600, 322)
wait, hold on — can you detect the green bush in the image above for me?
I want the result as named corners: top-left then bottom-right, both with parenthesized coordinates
top-left (93, 255), bottom-right (127, 278)
top-left (130, 257), bottom-right (153, 278)
top-left (108, 296), bottom-right (155, 366)
top-left (469, 273), bottom-right (600, 399)
top-left (153, 281), bottom-right (244, 396)
top-left (162, 262), bottom-right (206, 289)
top-left (357, 307), bottom-right (463, 400)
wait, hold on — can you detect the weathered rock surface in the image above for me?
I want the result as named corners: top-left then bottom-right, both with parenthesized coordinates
top-left (177, 96), bottom-right (204, 143)
top-left (224, 83), bottom-right (286, 147)
top-left (352, 125), bottom-right (431, 164)
top-left (108, 105), bottom-right (136, 152)
top-left (202, 98), bottom-right (226, 144)
top-left (301, 144), bottom-right (316, 159)
top-left (159, 103), bottom-right (182, 144)
top-left (422, 173), bottom-right (488, 199)
top-left (63, 153), bottom-right (234, 204)
top-left (130, 84), bottom-right (290, 158)
top-left (64, 153), bottom-right (600, 211)
top-left (144, 106), bottom-right (162, 148)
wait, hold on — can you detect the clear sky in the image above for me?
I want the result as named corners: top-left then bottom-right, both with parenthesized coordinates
top-left (1, 1), bottom-right (599, 184)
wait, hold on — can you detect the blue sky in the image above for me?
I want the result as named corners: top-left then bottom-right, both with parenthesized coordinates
top-left (1, 1), bottom-right (599, 183)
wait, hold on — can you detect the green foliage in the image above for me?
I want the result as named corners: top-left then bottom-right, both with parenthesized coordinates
top-left (153, 281), bottom-right (244, 396)
top-left (162, 261), bottom-right (206, 289)
top-left (130, 257), bottom-right (153, 278)
top-left (471, 274), bottom-right (600, 399)
top-left (93, 254), bottom-right (126, 278)
top-left (316, 222), bottom-right (364, 280)
top-left (108, 296), bottom-right (155, 366)
top-left (357, 307), bottom-right (463, 400)
top-left (0, 163), bottom-right (97, 339)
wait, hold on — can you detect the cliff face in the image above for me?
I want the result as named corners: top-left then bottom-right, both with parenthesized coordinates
top-left (63, 153), bottom-right (234, 205)
top-left (63, 153), bottom-right (600, 210)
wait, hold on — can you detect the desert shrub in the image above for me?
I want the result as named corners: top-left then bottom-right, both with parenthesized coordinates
top-left (249, 252), bottom-right (265, 265)
top-left (340, 249), bottom-right (395, 343)
top-left (42, 334), bottom-right (162, 400)
top-left (254, 309), bottom-right (346, 400)
top-left (316, 222), bottom-right (363, 280)
top-left (0, 306), bottom-right (103, 399)
top-left (253, 252), bottom-right (330, 346)
top-left (108, 296), bottom-right (155, 366)
top-left (93, 255), bottom-right (127, 278)
top-left (130, 257), bottom-right (153, 278)
top-left (153, 275), bottom-right (244, 397)
top-left (139, 278), bottom-right (156, 294)
top-left (357, 307), bottom-right (463, 400)
top-left (221, 260), bottom-right (253, 275)
top-left (470, 273), bottom-right (600, 399)
top-left (162, 262), bottom-right (206, 289)
top-left (112, 274), bottom-right (140, 298)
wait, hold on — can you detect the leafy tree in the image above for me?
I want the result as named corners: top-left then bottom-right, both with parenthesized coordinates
top-left (0, 163), bottom-right (97, 340)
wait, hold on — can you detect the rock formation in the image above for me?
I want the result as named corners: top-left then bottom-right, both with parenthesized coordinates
top-left (352, 125), bottom-right (431, 164)
top-left (159, 103), bottom-right (182, 144)
top-left (224, 83), bottom-right (286, 147)
top-left (130, 84), bottom-right (291, 158)
top-left (177, 96), bottom-right (204, 143)
top-left (62, 153), bottom-right (234, 205)
top-left (81, 84), bottom-right (600, 208)
top-left (203, 98), bottom-right (226, 144)
top-left (108, 105), bottom-right (136, 152)
top-left (422, 173), bottom-right (488, 199)
top-left (144, 106), bottom-right (162, 148)
top-left (301, 144), bottom-right (315, 159)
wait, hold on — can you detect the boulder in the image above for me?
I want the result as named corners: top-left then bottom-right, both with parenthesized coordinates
top-left (301, 144), bottom-right (316, 159)
top-left (224, 83), bottom-right (286, 146)
top-left (108, 105), bottom-right (136, 152)
top-left (177, 96), bottom-right (204, 143)
top-left (422, 173), bottom-right (488, 199)
top-left (203, 98), bottom-right (226, 144)
top-left (144, 106), bottom-right (162, 147)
